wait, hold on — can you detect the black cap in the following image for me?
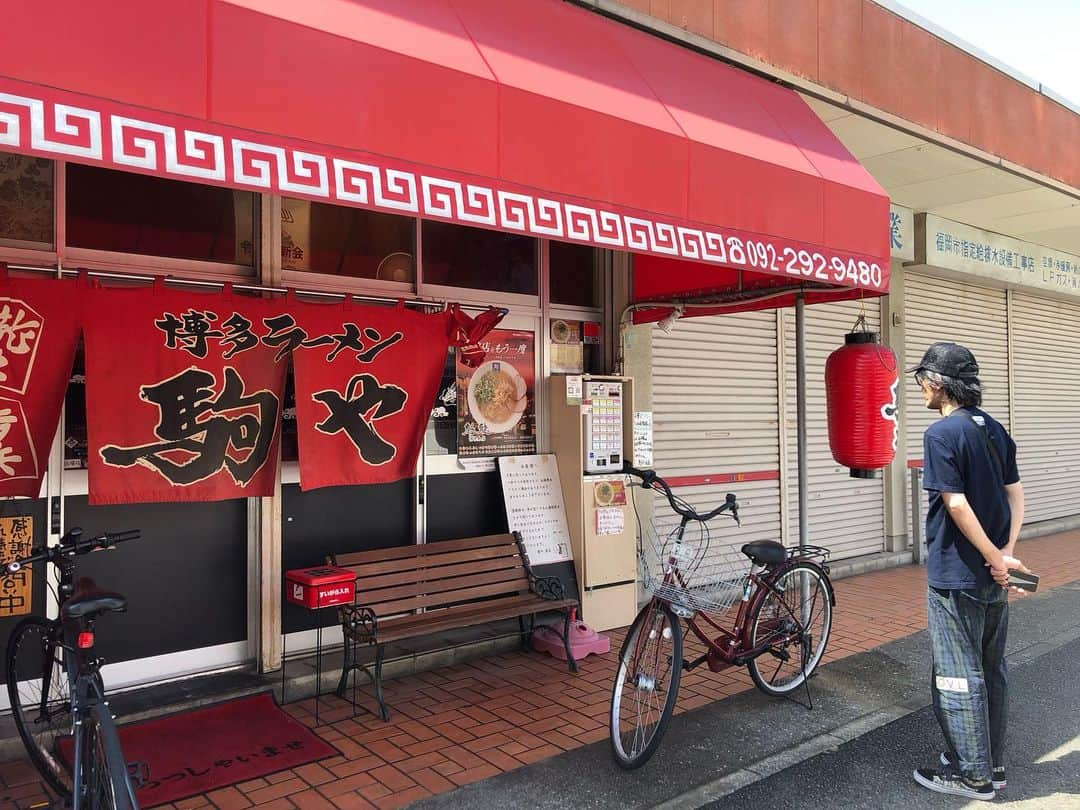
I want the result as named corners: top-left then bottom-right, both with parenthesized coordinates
top-left (907, 342), bottom-right (980, 379)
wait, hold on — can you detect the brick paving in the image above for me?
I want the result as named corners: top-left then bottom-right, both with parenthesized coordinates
top-left (3, 531), bottom-right (1078, 809)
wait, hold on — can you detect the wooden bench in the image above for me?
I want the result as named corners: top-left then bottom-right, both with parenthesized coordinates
top-left (329, 532), bottom-right (578, 721)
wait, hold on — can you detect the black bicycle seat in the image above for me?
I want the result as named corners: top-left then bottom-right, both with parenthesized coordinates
top-left (741, 540), bottom-right (787, 567)
top-left (62, 579), bottom-right (127, 620)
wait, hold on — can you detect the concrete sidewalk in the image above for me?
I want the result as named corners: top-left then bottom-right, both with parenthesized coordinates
top-left (414, 567), bottom-right (1080, 809)
top-left (1, 530), bottom-right (1077, 809)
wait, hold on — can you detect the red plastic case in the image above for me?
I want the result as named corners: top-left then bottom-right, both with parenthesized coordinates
top-left (284, 566), bottom-right (356, 609)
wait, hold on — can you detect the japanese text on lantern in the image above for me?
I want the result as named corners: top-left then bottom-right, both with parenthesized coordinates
top-left (0, 516), bottom-right (34, 617)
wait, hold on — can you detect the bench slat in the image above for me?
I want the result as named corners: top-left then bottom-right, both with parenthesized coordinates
top-left (333, 534), bottom-right (516, 566)
top-left (358, 567), bottom-right (528, 607)
top-left (350, 594), bottom-right (579, 644)
top-left (342, 555), bottom-right (524, 591)
top-left (372, 576), bottom-right (531, 617)
top-left (344, 545), bottom-right (522, 578)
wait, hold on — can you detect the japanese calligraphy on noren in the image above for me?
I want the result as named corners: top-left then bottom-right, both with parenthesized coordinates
top-left (0, 516), bottom-right (34, 618)
top-left (100, 367), bottom-right (280, 487)
top-left (155, 310), bottom-right (405, 365)
top-left (313, 374), bottom-right (407, 466)
top-left (0, 279), bottom-right (81, 498)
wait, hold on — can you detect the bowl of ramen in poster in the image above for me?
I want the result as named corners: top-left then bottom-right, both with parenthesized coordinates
top-left (467, 360), bottom-right (528, 434)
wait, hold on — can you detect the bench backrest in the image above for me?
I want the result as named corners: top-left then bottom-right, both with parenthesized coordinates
top-left (330, 533), bottom-right (531, 617)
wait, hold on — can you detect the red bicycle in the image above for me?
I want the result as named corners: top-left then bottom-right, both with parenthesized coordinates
top-left (610, 465), bottom-right (835, 769)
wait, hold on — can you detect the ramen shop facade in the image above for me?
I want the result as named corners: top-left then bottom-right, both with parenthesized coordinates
top-left (0, 0), bottom-right (889, 689)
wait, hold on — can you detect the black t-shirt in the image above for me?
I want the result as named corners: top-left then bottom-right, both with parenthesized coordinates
top-left (922, 406), bottom-right (1020, 589)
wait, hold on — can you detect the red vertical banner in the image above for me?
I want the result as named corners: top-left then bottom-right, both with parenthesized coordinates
top-left (0, 271), bottom-right (81, 498)
top-left (289, 299), bottom-right (455, 490)
top-left (84, 284), bottom-right (287, 504)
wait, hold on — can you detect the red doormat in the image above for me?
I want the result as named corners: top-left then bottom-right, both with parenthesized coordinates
top-left (60, 692), bottom-right (339, 807)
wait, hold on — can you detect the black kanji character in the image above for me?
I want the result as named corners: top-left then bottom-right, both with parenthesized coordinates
top-left (220, 313), bottom-right (260, 359)
top-left (262, 314), bottom-right (310, 362)
top-left (100, 367), bottom-right (279, 486)
top-left (155, 310), bottom-right (224, 358)
top-left (357, 327), bottom-right (403, 362)
top-left (312, 373), bottom-right (407, 465)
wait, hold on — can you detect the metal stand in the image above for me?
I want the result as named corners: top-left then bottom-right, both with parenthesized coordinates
top-left (280, 596), bottom-right (331, 726)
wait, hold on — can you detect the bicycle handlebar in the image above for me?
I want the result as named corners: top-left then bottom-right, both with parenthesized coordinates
top-left (622, 463), bottom-right (740, 525)
top-left (4, 528), bottom-right (141, 575)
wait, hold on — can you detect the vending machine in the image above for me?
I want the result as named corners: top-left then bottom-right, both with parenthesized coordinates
top-left (550, 375), bottom-right (638, 631)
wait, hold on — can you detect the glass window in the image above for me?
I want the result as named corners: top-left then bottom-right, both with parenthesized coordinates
top-left (66, 164), bottom-right (255, 265)
top-left (422, 221), bottom-right (536, 295)
top-left (550, 241), bottom-right (601, 308)
top-left (0, 153), bottom-right (54, 248)
top-left (281, 199), bottom-right (415, 282)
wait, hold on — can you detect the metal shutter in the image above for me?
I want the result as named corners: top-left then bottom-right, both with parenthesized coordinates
top-left (1011, 293), bottom-right (1080, 522)
top-left (904, 273), bottom-right (1010, 522)
top-left (651, 312), bottom-right (782, 553)
top-left (782, 300), bottom-right (886, 561)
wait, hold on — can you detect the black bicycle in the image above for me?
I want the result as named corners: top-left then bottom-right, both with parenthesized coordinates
top-left (4, 527), bottom-right (142, 808)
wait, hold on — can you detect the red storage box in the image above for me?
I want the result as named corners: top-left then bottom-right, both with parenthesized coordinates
top-left (285, 566), bottom-right (356, 609)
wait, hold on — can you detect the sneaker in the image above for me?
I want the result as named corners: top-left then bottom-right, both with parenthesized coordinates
top-left (941, 752), bottom-right (1007, 790)
top-left (913, 766), bottom-right (996, 800)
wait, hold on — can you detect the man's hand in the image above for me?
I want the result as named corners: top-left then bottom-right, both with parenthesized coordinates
top-left (989, 554), bottom-right (1031, 594)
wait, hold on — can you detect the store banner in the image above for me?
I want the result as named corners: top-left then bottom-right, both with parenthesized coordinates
top-left (291, 301), bottom-right (504, 490)
top-left (85, 283), bottom-right (287, 504)
top-left (457, 329), bottom-right (537, 459)
top-left (0, 269), bottom-right (82, 498)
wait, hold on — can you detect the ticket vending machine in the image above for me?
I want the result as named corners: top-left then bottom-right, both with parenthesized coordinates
top-left (550, 375), bottom-right (638, 631)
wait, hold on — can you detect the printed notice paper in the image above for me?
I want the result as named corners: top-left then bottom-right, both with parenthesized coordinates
top-left (498, 454), bottom-right (573, 564)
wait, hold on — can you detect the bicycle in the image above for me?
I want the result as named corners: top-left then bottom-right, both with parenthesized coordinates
top-left (610, 465), bottom-right (835, 769)
top-left (4, 527), bottom-right (142, 808)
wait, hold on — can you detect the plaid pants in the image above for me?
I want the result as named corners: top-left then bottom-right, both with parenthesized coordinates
top-left (927, 583), bottom-right (1009, 782)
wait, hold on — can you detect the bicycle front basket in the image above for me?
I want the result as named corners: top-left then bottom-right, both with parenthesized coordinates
top-left (639, 519), bottom-right (750, 615)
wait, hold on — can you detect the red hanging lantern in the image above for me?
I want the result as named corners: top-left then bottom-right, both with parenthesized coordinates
top-left (824, 317), bottom-right (899, 478)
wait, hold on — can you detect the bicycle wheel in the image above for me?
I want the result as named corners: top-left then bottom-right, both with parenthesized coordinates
top-left (78, 707), bottom-right (137, 810)
top-left (610, 600), bottom-right (683, 769)
top-left (6, 616), bottom-right (73, 798)
top-left (747, 563), bottom-right (832, 697)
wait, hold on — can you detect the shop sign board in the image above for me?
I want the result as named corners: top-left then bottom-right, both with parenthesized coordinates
top-left (0, 515), bottom-right (33, 617)
top-left (498, 454), bottom-right (572, 564)
top-left (918, 214), bottom-right (1080, 297)
top-left (889, 204), bottom-right (914, 261)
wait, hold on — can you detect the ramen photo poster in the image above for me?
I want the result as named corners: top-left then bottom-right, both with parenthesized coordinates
top-left (457, 329), bottom-right (536, 458)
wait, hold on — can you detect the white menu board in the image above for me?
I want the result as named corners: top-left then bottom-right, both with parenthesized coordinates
top-left (633, 411), bottom-right (654, 467)
top-left (498, 454), bottom-right (573, 564)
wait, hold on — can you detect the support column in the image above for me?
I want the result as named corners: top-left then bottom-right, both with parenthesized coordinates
top-left (795, 293), bottom-right (808, 549)
top-left (257, 193), bottom-right (283, 673)
top-left (881, 263), bottom-right (910, 552)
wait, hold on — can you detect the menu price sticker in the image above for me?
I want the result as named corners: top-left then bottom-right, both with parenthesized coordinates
top-left (498, 454), bottom-right (573, 564)
top-left (566, 375), bottom-right (583, 406)
top-left (595, 506), bottom-right (625, 536)
top-left (633, 411), bottom-right (654, 467)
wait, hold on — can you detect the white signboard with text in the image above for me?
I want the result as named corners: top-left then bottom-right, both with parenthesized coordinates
top-left (920, 214), bottom-right (1080, 297)
top-left (498, 454), bottom-right (573, 565)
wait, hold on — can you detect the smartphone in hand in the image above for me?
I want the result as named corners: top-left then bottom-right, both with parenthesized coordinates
top-left (1007, 569), bottom-right (1040, 593)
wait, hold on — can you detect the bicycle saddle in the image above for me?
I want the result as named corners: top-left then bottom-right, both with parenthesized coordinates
top-left (741, 540), bottom-right (787, 567)
top-left (62, 578), bottom-right (127, 620)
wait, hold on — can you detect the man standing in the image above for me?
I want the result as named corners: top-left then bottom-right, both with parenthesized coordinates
top-left (909, 342), bottom-right (1027, 801)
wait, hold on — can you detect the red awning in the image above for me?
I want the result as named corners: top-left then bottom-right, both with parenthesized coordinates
top-left (0, 0), bottom-right (889, 295)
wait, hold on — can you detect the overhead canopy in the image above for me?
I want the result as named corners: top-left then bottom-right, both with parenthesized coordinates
top-left (0, 0), bottom-right (889, 298)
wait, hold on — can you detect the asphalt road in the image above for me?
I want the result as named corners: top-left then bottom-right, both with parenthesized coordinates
top-left (706, 636), bottom-right (1080, 809)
